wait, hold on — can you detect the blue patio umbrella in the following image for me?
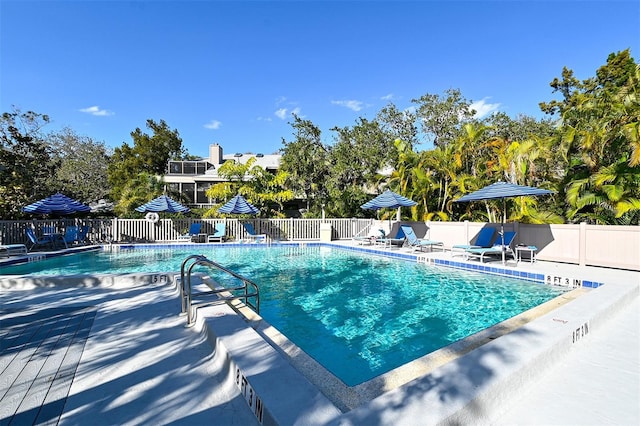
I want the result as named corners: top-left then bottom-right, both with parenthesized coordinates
top-left (218, 195), bottom-right (259, 215)
top-left (455, 181), bottom-right (554, 204)
top-left (135, 195), bottom-right (190, 214)
top-left (454, 181), bottom-right (555, 263)
top-left (361, 189), bottom-right (417, 221)
top-left (22, 193), bottom-right (91, 216)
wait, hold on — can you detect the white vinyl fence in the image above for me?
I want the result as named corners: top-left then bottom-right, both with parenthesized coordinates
top-left (1, 218), bottom-right (638, 271)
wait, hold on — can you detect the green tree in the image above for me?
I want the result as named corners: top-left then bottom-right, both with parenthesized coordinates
top-left (243, 167), bottom-right (294, 217)
top-left (542, 49), bottom-right (640, 224)
top-left (204, 157), bottom-right (294, 218)
top-left (108, 119), bottom-right (185, 207)
top-left (49, 127), bottom-right (111, 204)
top-left (483, 112), bottom-right (556, 144)
top-left (114, 172), bottom-right (166, 217)
top-left (0, 108), bottom-right (56, 218)
top-left (413, 88), bottom-right (475, 147)
top-left (376, 103), bottom-right (419, 151)
top-left (279, 115), bottom-right (330, 214)
top-left (388, 139), bottom-right (444, 221)
top-left (328, 118), bottom-right (396, 217)
top-left (205, 156), bottom-right (257, 203)
top-left (422, 143), bottom-right (461, 214)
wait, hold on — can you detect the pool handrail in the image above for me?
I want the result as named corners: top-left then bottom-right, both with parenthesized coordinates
top-left (184, 255), bottom-right (260, 326)
top-left (180, 254), bottom-right (208, 315)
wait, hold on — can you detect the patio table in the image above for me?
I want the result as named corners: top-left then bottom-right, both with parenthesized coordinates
top-left (44, 233), bottom-right (68, 249)
top-left (516, 245), bottom-right (538, 263)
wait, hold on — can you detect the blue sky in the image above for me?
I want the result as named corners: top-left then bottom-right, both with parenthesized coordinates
top-left (1, 1), bottom-right (638, 157)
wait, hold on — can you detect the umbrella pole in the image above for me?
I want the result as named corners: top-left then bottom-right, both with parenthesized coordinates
top-left (501, 222), bottom-right (506, 265)
top-left (502, 198), bottom-right (507, 264)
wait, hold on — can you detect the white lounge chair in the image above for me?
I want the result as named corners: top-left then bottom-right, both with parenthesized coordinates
top-left (207, 223), bottom-right (226, 242)
top-left (243, 223), bottom-right (266, 243)
top-left (353, 222), bottom-right (386, 245)
top-left (400, 225), bottom-right (444, 252)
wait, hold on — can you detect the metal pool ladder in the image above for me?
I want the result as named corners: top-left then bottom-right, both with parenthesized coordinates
top-left (180, 254), bottom-right (260, 326)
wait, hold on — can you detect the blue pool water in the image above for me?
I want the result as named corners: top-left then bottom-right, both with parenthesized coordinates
top-left (1, 245), bottom-right (567, 385)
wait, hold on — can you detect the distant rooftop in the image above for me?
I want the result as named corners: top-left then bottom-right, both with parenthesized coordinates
top-left (166, 143), bottom-right (280, 177)
top-left (221, 151), bottom-right (280, 171)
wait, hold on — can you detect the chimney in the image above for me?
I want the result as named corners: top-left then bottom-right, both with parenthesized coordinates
top-left (209, 143), bottom-right (223, 165)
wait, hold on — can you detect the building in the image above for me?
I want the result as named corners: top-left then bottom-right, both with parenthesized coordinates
top-left (163, 143), bottom-right (281, 207)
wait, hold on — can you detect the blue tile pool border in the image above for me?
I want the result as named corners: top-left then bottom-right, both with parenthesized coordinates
top-left (327, 243), bottom-right (605, 288)
top-left (434, 257), bottom-right (546, 284)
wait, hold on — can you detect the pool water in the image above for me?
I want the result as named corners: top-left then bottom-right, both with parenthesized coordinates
top-left (1, 245), bottom-right (567, 386)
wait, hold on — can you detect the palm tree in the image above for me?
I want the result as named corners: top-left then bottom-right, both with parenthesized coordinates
top-left (422, 144), bottom-right (460, 215)
top-left (559, 69), bottom-right (640, 223)
top-left (114, 172), bottom-right (165, 216)
top-left (566, 158), bottom-right (640, 224)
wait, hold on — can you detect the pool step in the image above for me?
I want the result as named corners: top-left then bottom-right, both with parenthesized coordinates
top-left (197, 299), bottom-right (342, 425)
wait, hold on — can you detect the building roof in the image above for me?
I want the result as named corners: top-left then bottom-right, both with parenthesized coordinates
top-left (221, 152), bottom-right (280, 170)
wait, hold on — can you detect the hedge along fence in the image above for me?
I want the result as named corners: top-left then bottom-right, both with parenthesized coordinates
top-left (1, 218), bottom-right (638, 271)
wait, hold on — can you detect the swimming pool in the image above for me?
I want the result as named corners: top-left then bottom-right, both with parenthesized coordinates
top-left (0, 245), bottom-right (568, 386)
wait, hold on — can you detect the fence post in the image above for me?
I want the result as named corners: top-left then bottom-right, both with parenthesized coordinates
top-left (579, 222), bottom-right (587, 266)
top-left (463, 220), bottom-right (469, 243)
top-left (112, 218), bottom-right (118, 243)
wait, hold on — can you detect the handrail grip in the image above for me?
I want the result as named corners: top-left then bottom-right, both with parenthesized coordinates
top-left (185, 256), bottom-right (260, 326)
top-left (180, 254), bottom-right (207, 314)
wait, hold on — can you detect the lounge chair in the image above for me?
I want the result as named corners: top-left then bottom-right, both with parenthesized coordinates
top-left (178, 223), bottom-right (202, 241)
top-left (451, 227), bottom-right (496, 256)
top-left (25, 228), bottom-right (53, 252)
top-left (353, 222), bottom-right (385, 245)
top-left (207, 223), bottom-right (226, 243)
top-left (376, 227), bottom-right (406, 248)
top-left (76, 225), bottom-right (90, 245)
top-left (42, 225), bottom-right (57, 234)
top-left (465, 231), bottom-right (517, 263)
top-left (400, 225), bottom-right (444, 252)
top-left (0, 244), bottom-right (28, 258)
top-left (62, 226), bottom-right (78, 247)
top-left (243, 222), bottom-right (266, 243)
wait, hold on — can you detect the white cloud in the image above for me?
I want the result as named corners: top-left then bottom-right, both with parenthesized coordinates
top-left (275, 108), bottom-right (287, 120)
top-left (274, 106), bottom-right (303, 120)
top-left (79, 106), bottom-right (113, 116)
top-left (204, 119), bottom-right (222, 130)
top-left (470, 98), bottom-right (500, 119)
top-left (331, 100), bottom-right (364, 111)
top-left (381, 93), bottom-right (394, 101)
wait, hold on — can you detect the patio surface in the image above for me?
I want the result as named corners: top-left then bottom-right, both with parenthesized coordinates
top-left (0, 243), bottom-right (638, 425)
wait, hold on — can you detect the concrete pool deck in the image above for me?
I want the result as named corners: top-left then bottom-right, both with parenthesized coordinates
top-left (0, 243), bottom-right (638, 425)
